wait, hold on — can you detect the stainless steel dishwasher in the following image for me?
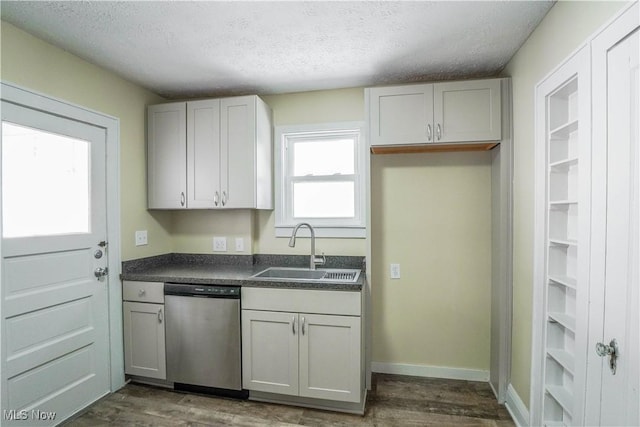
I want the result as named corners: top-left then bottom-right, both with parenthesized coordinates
top-left (164, 283), bottom-right (246, 398)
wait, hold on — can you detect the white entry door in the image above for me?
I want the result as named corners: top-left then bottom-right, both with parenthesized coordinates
top-left (587, 12), bottom-right (639, 426)
top-left (1, 100), bottom-right (110, 426)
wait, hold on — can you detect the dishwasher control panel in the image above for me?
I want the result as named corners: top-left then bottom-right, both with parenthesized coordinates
top-left (164, 283), bottom-right (240, 298)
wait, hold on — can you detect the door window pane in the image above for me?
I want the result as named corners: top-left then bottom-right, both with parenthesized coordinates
top-left (293, 182), bottom-right (355, 218)
top-left (2, 122), bottom-right (90, 238)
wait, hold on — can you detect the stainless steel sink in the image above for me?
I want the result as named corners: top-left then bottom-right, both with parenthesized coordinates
top-left (251, 267), bottom-right (360, 283)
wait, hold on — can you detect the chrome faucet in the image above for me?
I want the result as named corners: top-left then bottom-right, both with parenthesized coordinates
top-left (288, 222), bottom-right (326, 270)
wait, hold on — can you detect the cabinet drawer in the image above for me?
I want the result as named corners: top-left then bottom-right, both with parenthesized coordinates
top-left (242, 288), bottom-right (360, 316)
top-left (123, 281), bottom-right (164, 303)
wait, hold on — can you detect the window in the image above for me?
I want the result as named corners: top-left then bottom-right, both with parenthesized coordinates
top-left (2, 122), bottom-right (90, 238)
top-left (275, 122), bottom-right (366, 238)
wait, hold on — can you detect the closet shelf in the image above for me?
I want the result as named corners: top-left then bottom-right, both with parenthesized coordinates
top-left (547, 349), bottom-right (575, 375)
top-left (546, 385), bottom-right (574, 416)
top-left (548, 275), bottom-right (577, 289)
top-left (549, 238), bottom-right (578, 247)
top-left (550, 119), bottom-right (579, 140)
top-left (550, 157), bottom-right (579, 171)
top-left (548, 312), bottom-right (576, 332)
top-left (549, 200), bottom-right (578, 207)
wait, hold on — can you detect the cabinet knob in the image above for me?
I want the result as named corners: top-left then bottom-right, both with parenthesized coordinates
top-left (214, 191), bottom-right (219, 206)
top-left (427, 124), bottom-right (432, 141)
top-left (436, 123), bottom-right (442, 141)
top-left (138, 289), bottom-right (146, 297)
top-left (180, 192), bottom-right (185, 207)
top-left (222, 191), bottom-right (227, 206)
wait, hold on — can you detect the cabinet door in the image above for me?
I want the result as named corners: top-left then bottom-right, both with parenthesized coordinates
top-left (299, 314), bottom-right (361, 403)
top-left (369, 84), bottom-right (434, 146)
top-left (187, 99), bottom-right (221, 208)
top-left (148, 102), bottom-right (187, 209)
top-left (433, 80), bottom-right (501, 143)
top-left (220, 96), bottom-right (256, 208)
top-left (123, 301), bottom-right (166, 380)
top-left (242, 310), bottom-right (299, 396)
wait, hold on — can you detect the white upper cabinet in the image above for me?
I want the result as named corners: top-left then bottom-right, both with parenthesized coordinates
top-left (187, 99), bottom-right (221, 208)
top-left (433, 79), bottom-right (501, 143)
top-left (368, 84), bottom-right (434, 146)
top-left (368, 79), bottom-right (501, 146)
top-left (148, 95), bottom-right (273, 210)
top-left (148, 102), bottom-right (187, 209)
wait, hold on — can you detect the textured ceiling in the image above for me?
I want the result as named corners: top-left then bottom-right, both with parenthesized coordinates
top-left (1, 1), bottom-right (554, 98)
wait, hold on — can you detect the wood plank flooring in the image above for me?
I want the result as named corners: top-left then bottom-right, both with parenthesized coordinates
top-left (63, 374), bottom-right (515, 426)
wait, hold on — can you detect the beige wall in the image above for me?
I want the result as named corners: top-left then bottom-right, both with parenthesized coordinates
top-left (371, 151), bottom-right (492, 370)
top-left (1, 22), bottom-right (172, 261)
top-left (502, 1), bottom-right (628, 408)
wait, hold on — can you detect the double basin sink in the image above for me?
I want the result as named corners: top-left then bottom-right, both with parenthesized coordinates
top-left (251, 267), bottom-right (361, 283)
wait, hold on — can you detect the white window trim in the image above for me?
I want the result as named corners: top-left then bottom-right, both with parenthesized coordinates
top-left (274, 121), bottom-right (367, 238)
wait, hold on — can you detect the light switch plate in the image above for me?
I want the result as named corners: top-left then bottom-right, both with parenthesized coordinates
top-left (213, 236), bottom-right (227, 252)
top-left (135, 230), bottom-right (148, 246)
top-left (235, 237), bottom-right (244, 252)
top-left (390, 263), bottom-right (401, 279)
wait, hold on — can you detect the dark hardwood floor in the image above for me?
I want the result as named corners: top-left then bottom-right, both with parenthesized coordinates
top-left (63, 374), bottom-right (515, 426)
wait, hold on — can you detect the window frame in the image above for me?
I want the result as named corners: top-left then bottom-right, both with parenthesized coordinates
top-left (274, 121), bottom-right (366, 238)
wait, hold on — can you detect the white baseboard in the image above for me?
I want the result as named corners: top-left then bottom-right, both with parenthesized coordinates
top-left (505, 383), bottom-right (529, 427)
top-left (371, 362), bottom-right (490, 382)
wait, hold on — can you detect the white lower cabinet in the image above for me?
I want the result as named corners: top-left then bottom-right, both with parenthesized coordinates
top-left (241, 288), bottom-right (362, 404)
top-left (123, 281), bottom-right (166, 380)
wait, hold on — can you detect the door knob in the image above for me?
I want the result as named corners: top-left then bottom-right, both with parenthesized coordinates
top-left (596, 338), bottom-right (618, 374)
top-left (94, 267), bottom-right (109, 279)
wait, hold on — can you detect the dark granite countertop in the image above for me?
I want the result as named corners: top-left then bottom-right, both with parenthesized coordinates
top-left (121, 253), bottom-right (365, 291)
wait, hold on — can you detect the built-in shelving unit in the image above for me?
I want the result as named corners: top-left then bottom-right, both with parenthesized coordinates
top-left (542, 77), bottom-right (580, 426)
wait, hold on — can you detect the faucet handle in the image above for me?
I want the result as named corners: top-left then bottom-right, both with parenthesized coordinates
top-left (313, 253), bottom-right (326, 267)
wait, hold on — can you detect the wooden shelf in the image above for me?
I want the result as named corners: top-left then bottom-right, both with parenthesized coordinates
top-left (550, 157), bottom-right (579, 171)
top-left (546, 385), bottom-right (574, 416)
top-left (548, 312), bottom-right (576, 333)
top-left (370, 142), bottom-right (499, 155)
top-left (548, 275), bottom-right (577, 289)
top-left (549, 238), bottom-right (578, 247)
top-left (547, 349), bottom-right (575, 375)
top-left (549, 200), bottom-right (578, 207)
top-left (550, 119), bottom-right (579, 140)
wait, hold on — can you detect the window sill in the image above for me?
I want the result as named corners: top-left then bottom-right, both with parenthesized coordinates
top-left (275, 226), bottom-right (366, 239)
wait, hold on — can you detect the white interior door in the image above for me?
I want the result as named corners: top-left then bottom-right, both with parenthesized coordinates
top-left (1, 101), bottom-right (110, 426)
top-left (587, 16), bottom-right (639, 426)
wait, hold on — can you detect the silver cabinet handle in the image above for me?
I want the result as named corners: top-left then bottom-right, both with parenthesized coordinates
top-left (158, 308), bottom-right (163, 323)
top-left (138, 289), bottom-right (146, 297)
top-left (222, 191), bottom-right (227, 206)
top-left (180, 192), bottom-right (185, 207)
top-left (301, 316), bottom-right (306, 335)
top-left (292, 316), bottom-right (296, 335)
top-left (214, 191), bottom-right (219, 206)
top-left (427, 124), bottom-right (432, 141)
top-left (436, 123), bottom-right (442, 141)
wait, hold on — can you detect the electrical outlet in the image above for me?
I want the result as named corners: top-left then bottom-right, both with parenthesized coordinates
top-left (135, 230), bottom-right (148, 246)
top-left (235, 237), bottom-right (244, 252)
top-left (390, 263), bottom-right (401, 279)
top-left (213, 236), bottom-right (227, 252)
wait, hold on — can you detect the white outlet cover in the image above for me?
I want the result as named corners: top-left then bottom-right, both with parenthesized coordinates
top-left (390, 263), bottom-right (401, 279)
top-left (135, 230), bottom-right (148, 246)
top-left (235, 237), bottom-right (244, 252)
top-left (213, 236), bottom-right (227, 252)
